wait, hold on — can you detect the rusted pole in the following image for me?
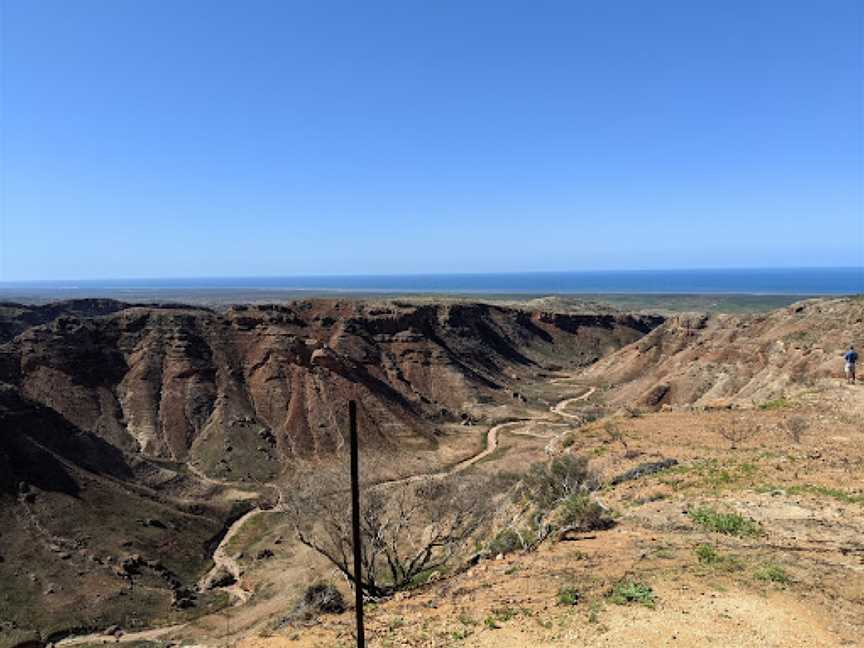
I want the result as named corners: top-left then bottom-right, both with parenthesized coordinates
top-left (348, 400), bottom-right (366, 648)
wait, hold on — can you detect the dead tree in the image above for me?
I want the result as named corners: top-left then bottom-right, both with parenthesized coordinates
top-left (287, 465), bottom-right (493, 599)
top-left (715, 421), bottom-right (760, 450)
top-left (784, 416), bottom-right (808, 444)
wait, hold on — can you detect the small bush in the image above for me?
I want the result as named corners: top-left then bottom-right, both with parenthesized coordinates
top-left (754, 563), bottom-right (790, 584)
top-left (603, 420), bottom-right (628, 449)
top-left (689, 507), bottom-right (761, 537)
top-left (491, 606), bottom-right (518, 622)
top-left (302, 582), bottom-right (345, 614)
top-left (557, 494), bottom-right (614, 532)
top-left (608, 580), bottom-right (656, 608)
top-left (581, 407), bottom-right (605, 423)
top-left (484, 607), bottom-right (518, 629)
top-left (557, 585), bottom-right (581, 606)
top-left (284, 582), bottom-right (345, 624)
top-left (487, 528), bottom-right (522, 555)
top-left (522, 455), bottom-right (599, 510)
top-left (694, 544), bottom-right (743, 571)
top-left (695, 543), bottom-right (720, 564)
top-left (759, 398), bottom-right (790, 411)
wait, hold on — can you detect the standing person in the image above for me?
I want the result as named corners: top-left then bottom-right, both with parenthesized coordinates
top-left (844, 345), bottom-right (858, 384)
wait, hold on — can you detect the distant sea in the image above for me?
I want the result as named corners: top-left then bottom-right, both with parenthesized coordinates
top-left (1, 268), bottom-right (861, 297)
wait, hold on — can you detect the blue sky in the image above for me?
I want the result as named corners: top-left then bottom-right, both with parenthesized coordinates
top-left (1, 1), bottom-right (861, 281)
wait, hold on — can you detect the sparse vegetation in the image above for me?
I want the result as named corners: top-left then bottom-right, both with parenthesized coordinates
top-left (623, 405), bottom-right (642, 418)
top-left (759, 398), bottom-right (791, 411)
top-left (689, 507), bottom-right (761, 537)
top-left (587, 599), bottom-right (602, 623)
top-left (603, 420), bottom-right (628, 450)
top-left (695, 543), bottom-right (720, 564)
top-left (450, 627), bottom-right (472, 640)
top-left (661, 459), bottom-right (761, 494)
top-left (608, 580), bottom-right (656, 608)
top-left (557, 585), bottom-right (581, 606)
top-left (694, 544), bottom-right (744, 571)
top-left (756, 483), bottom-right (864, 506)
top-left (754, 563), bottom-right (790, 585)
top-left (491, 606), bottom-right (518, 622)
top-left (784, 415), bottom-right (808, 444)
top-left (4, 294), bottom-right (863, 645)
top-left (483, 607), bottom-right (518, 629)
top-left (483, 615), bottom-right (500, 630)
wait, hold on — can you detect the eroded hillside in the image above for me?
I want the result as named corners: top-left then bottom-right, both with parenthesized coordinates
top-left (581, 297), bottom-right (864, 408)
top-left (0, 299), bottom-right (660, 643)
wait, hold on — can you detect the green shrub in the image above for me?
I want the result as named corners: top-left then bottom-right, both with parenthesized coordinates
top-left (557, 494), bottom-right (615, 531)
top-left (694, 544), bottom-right (743, 571)
top-left (458, 611), bottom-right (477, 626)
top-left (451, 627), bottom-right (472, 640)
top-left (689, 507), bottom-right (761, 537)
top-left (522, 455), bottom-right (599, 509)
top-left (754, 563), bottom-right (790, 584)
top-left (484, 606), bottom-right (518, 629)
top-left (487, 528), bottom-right (522, 555)
top-left (695, 543), bottom-right (721, 564)
top-left (557, 585), bottom-right (581, 606)
top-left (759, 398), bottom-right (790, 411)
top-left (608, 580), bottom-right (656, 608)
top-left (491, 606), bottom-right (518, 622)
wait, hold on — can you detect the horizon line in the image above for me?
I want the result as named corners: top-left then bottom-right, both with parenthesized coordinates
top-left (1, 265), bottom-right (862, 285)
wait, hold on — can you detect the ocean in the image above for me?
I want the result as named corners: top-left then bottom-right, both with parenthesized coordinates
top-left (1, 267), bottom-right (861, 297)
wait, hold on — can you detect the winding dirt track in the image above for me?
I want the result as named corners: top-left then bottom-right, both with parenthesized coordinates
top-left (57, 623), bottom-right (187, 646)
top-left (58, 384), bottom-right (598, 646)
top-left (552, 386), bottom-right (597, 418)
top-left (381, 384), bottom-right (597, 487)
top-left (199, 511), bottom-right (261, 603)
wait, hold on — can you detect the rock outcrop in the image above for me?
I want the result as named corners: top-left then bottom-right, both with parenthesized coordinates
top-left (582, 297), bottom-right (864, 408)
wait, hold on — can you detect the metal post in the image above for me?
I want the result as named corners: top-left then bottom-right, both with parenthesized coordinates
top-left (349, 400), bottom-right (366, 648)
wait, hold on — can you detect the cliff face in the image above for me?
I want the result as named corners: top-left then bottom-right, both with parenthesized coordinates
top-left (581, 297), bottom-right (864, 408)
top-left (0, 300), bottom-right (661, 480)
